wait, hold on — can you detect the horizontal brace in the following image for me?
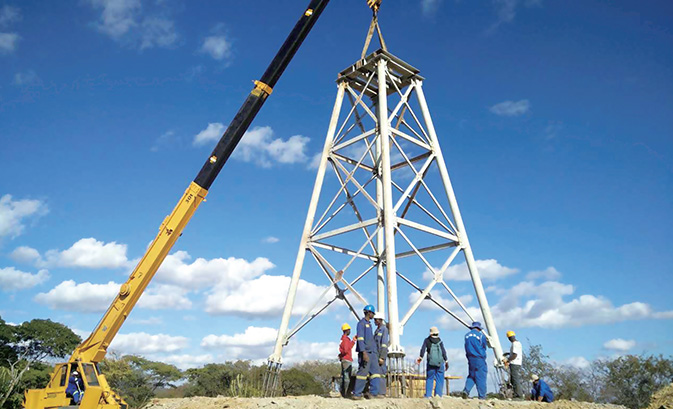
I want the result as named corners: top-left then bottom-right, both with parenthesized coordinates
top-left (311, 218), bottom-right (379, 242)
top-left (332, 128), bottom-right (377, 152)
top-left (391, 151), bottom-right (432, 172)
top-left (331, 153), bottom-right (375, 173)
top-left (311, 241), bottom-right (378, 262)
top-left (395, 242), bottom-right (456, 259)
top-left (396, 217), bottom-right (459, 242)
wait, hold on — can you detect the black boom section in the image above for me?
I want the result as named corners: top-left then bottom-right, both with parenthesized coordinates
top-left (194, 0), bottom-right (331, 190)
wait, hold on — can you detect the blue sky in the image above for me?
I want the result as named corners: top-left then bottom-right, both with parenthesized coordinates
top-left (1, 0), bottom-right (672, 387)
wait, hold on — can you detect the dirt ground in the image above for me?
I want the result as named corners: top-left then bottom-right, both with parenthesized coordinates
top-left (145, 395), bottom-right (628, 409)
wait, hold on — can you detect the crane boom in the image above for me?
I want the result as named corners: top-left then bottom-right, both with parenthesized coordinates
top-left (24, 1), bottom-right (334, 408)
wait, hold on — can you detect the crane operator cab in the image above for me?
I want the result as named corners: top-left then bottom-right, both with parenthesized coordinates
top-left (24, 361), bottom-right (125, 409)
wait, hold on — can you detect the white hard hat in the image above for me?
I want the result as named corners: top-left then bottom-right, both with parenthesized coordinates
top-left (72, 371), bottom-right (79, 376)
top-left (373, 312), bottom-right (385, 321)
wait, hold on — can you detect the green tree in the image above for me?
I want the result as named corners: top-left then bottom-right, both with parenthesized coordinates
top-left (593, 355), bottom-right (673, 409)
top-left (292, 361), bottom-right (339, 393)
top-left (100, 354), bottom-right (182, 409)
top-left (0, 317), bottom-right (81, 409)
top-left (280, 368), bottom-right (325, 396)
top-left (183, 361), bottom-right (262, 398)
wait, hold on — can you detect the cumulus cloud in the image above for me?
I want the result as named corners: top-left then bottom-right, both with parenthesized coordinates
top-left (9, 246), bottom-right (41, 264)
top-left (424, 259), bottom-right (518, 282)
top-left (34, 280), bottom-right (119, 312)
top-left (201, 326), bottom-right (338, 365)
top-left (42, 238), bottom-right (131, 269)
top-left (87, 0), bottom-right (178, 49)
top-left (158, 353), bottom-right (214, 370)
top-left (0, 195), bottom-right (48, 239)
top-left (440, 277), bottom-right (673, 330)
top-left (200, 35), bottom-right (231, 60)
top-left (0, 32), bottom-right (18, 53)
top-left (262, 236), bottom-right (279, 244)
top-left (193, 125), bottom-right (310, 168)
top-left (156, 250), bottom-right (274, 290)
top-left (205, 274), bottom-right (333, 318)
top-left (0, 267), bottom-right (49, 291)
top-left (603, 338), bottom-right (636, 352)
top-left (563, 356), bottom-right (591, 369)
top-left (193, 122), bottom-right (225, 146)
top-left (489, 99), bottom-right (530, 116)
top-left (137, 284), bottom-right (192, 310)
top-left (111, 332), bottom-right (188, 354)
top-left (526, 266), bottom-right (561, 281)
top-left (89, 0), bottom-right (141, 39)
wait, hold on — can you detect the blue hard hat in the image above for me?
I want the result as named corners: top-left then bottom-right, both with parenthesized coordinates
top-left (363, 304), bottom-right (375, 313)
top-left (470, 321), bottom-right (483, 330)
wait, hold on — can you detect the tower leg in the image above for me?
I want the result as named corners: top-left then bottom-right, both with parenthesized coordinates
top-left (377, 59), bottom-right (403, 358)
top-left (413, 80), bottom-right (504, 363)
top-left (267, 82), bottom-right (347, 368)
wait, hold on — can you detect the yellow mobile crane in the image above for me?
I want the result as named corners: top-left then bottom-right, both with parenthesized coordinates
top-left (23, 1), bottom-right (381, 409)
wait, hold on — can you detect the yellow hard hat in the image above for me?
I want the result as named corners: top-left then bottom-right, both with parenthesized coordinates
top-left (341, 323), bottom-right (351, 331)
top-left (506, 330), bottom-right (516, 337)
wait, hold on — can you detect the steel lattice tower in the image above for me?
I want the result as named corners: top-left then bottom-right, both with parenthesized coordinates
top-left (263, 48), bottom-right (505, 394)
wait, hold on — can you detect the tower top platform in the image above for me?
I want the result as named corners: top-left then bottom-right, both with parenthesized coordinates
top-left (338, 49), bottom-right (425, 98)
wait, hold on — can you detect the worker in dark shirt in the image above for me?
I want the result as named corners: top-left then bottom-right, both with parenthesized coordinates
top-left (65, 369), bottom-right (85, 405)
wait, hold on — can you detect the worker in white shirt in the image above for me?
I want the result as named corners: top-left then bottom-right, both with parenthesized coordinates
top-left (503, 330), bottom-right (524, 399)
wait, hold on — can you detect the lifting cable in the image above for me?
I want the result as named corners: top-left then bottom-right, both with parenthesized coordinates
top-left (362, 0), bottom-right (387, 59)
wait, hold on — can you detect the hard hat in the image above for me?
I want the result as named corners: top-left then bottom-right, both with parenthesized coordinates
top-left (429, 326), bottom-right (439, 336)
top-left (72, 371), bottom-right (79, 376)
top-left (363, 304), bottom-right (375, 313)
top-left (373, 312), bottom-right (385, 320)
top-left (341, 323), bottom-right (351, 331)
top-left (531, 374), bottom-right (539, 382)
top-left (506, 330), bottom-right (516, 337)
top-left (470, 321), bottom-right (483, 330)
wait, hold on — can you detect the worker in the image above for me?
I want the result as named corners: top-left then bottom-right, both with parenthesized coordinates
top-left (352, 304), bottom-right (380, 400)
top-left (462, 321), bottom-right (487, 399)
top-left (338, 323), bottom-right (356, 397)
top-left (530, 374), bottom-right (554, 402)
top-left (65, 369), bottom-right (84, 405)
top-left (503, 330), bottom-right (524, 399)
top-left (373, 312), bottom-right (389, 396)
top-left (416, 326), bottom-right (449, 398)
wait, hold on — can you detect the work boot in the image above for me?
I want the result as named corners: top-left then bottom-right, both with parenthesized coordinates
top-left (351, 395), bottom-right (364, 400)
top-left (461, 391), bottom-right (469, 399)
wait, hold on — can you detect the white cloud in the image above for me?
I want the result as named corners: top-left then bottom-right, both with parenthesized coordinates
top-left (127, 316), bottom-right (163, 325)
top-left (205, 274), bottom-right (333, 318)
top-left (192, 122), bottom-right (225, 146)
top-left (88, 0), bottom-right (177, 50)
top-left (200, 35), bottom-right (231, 60)
top-left (421, 0), bottom-right (441, 16)
top-left (0, 5), bottom-right (21, 27)
top-left (488, 0), bottom-right (542, 32)
top-left (156, 250), bottom-right (274, 290)
top-left (193, 125), bottom-right (310, 168)
top-left (34, 280), bottom-right (119, 312)
top-left (526, 266), bottom-right (561, 281)
top-left (425, 259), bottom-right (518, 282)
top-left (0, 267), bottom-right (49, 291)
top-left (9, 246), bottom-right (41, 264)
top-left (489, 99), bottom-right (530, 116)
top-left (307, 152), bottom-right (322, 170)
top-left (159, 353), bottom-right (214, 370)
top-left (137, 284), bottom-right (191, 310)
top-left (151, 130), bottom-right (177, 152)
top-left (43, 238), bottom-right (131, 269)
top-left (140, 17), bottom-right (177, 50)
top-left (0, 32), bottom-right (18, 53)
top-left (201, 326), bottom-right (338, 365)
top-left (235, 126), bottom-right (310, 167)
top-left (603, 338), bottom-right (636, 352)
top-left (563, 356), bottom-right (591, 369)
top-left (13, 70), bottom-right (41, 86)
top-left (486, 280), bottom-right (673, 329)
top-left (89, 0), bottom-right (141, 39)
top-left (0, 195), bottom-right (48, 239)
top-left (262, 236), bottom-right (279, 244)
top-left (111, 332), bottom-right (188, 354)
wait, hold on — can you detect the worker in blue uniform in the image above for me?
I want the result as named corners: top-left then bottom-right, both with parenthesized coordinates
top-left (462, 321), bottom-right (488, 399)
top-left (530, 375), bottom-right (554, 402)
top-left (65, 369), bottom-right (85, 405)
top-left (352, 304), bottom-right (380, 400)
top-left (373, 312), bottom-right (388, 396)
